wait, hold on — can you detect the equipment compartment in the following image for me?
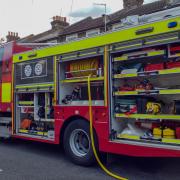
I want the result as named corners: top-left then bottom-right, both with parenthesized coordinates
top-left (110, 42), bottom-right (180, 145)
top-left (15, 92), bottom-right (55, 140)
top-left (58, 52), bottom-right (105, 106)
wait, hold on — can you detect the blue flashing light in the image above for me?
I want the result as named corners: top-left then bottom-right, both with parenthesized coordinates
top-left (168, 22), bottom-right (178, 28)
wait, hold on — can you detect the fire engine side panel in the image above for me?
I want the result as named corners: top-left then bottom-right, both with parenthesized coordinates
top-left (54, 106), bottom-right (109, 145)
top-left (54, 106), bottom-right (180, 157)
top-left (100, 140), bottom-right (180, 157)
top-left (12, 16), bottom-right (180, 156)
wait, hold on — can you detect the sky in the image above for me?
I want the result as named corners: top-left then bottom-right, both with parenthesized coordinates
top-left (0, 0), bottom-right (156, 40)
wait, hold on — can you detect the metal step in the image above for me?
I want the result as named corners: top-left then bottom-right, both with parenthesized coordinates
top-left (0, 126), bottom-right (11, 138)
top-left (0, 117), bottom-right (12, 138)
top-left (0, 117), bottom-right (11, 124)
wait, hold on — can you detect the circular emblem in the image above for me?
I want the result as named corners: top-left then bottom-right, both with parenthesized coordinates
top-left (35, 63), bottom-right (43, 76)
top-left (24, 65), bottom-right (32, 77)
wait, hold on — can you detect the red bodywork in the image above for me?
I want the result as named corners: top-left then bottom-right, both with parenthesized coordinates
top-left (0, 42), bottom-right (31, 112)
top-left (2, 42), bottom-right (180, 157)
top-left (14, 104), bottom-right (180, 156)
top-left (52, 106), bottom-right (180, 157)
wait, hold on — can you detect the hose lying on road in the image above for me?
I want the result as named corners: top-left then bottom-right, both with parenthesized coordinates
top-left (88, 75), bottom-right (128, 180)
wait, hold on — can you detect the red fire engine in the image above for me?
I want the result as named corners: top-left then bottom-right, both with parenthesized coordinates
top-left (0, 8), bottom-right (180, 169)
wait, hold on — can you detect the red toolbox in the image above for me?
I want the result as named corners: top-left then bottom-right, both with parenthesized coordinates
top-left (176, 127), bottom-right (180, 139)
top-left (144, 63), bottom-right (165, 71)
top-left (166, 61), bottom-right (180, 69)
top-left (170, 46), bottom-right (180, 54)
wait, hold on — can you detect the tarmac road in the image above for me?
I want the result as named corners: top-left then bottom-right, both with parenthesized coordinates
top-left (0, 139), bottom-right (179, 180)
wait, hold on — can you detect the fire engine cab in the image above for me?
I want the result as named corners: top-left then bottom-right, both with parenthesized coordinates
top-left (0, 42), bottom-right (31, 137)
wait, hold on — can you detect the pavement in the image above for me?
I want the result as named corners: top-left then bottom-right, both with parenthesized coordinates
top-left (0, 139), bottom-right (179, 180)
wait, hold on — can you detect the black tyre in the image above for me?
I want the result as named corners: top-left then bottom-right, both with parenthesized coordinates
top-left (63, 119), bottom-right (97, 166)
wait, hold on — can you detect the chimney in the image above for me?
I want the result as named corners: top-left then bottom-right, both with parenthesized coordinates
top-left (51, 16), bottom-right (69, 30)
top-left (123, 0), bottom-right (144, 10)
top-left (6, 32), bottom-right (20, 42)
top-left (166, 0), bottom-right (180, 5)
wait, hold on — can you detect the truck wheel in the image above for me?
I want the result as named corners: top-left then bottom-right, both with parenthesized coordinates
top-left (63, 119), bottom-right (97, 166)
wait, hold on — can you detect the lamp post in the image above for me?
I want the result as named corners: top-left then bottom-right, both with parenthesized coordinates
top-left (93, 3), bottom-right (107, 32)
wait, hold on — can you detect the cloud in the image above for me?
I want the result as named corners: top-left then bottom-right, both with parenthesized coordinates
top-left (69, 6), bottom-right (111, 18)
top-left (69, 0), bottom-right (158, 18)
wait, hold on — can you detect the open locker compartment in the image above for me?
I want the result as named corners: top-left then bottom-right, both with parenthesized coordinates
top-left (58, 53), bottom-right (105, 106)
top-left (13, 57), bottom-right (55, 140)
top-left (109, 41), bottom-right (180, 146)
top-left (111, 95), bottom-right (180, 143)
top-left (15, 91), bottom-right (55, 140)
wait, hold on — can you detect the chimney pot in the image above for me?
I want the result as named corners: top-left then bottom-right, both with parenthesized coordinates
top-left (166, 0), bottom-right (180, 5)
top-left (51, 15), bottom-right (69, 29)
top-left (6, 31), bottom-right (20, 42)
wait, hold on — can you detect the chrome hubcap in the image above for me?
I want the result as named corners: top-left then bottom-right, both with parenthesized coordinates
top-left (70, 129), bottom-right (90, 157)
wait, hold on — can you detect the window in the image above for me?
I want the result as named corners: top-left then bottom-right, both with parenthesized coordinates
top-left (86, 29), bottom-right (100, 37)
top-left (47, 39), bottom-right (57, 43)
top-left (112, 23), bottom-right (123, 31)
top-left (0, 47), bottom-right (4, 79)
top-left (66, 34), bottom-right (78, 41)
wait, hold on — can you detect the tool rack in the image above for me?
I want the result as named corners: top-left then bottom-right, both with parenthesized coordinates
top-left (110, 31), bottom-right (180, 145)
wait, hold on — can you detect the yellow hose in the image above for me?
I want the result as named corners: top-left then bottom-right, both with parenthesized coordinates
top-left (88, 76), bottom-right (128, 180)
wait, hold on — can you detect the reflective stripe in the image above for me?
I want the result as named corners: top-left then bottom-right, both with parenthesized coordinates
top-left (13, 17), bottom-right (180, 63)
top-left (2, 83), bottom-right (11, 103)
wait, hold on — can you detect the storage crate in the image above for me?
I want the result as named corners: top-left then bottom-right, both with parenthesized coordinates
top-left (176, 127), bottom-right (180, 139)
top-left (163, 128), bottom-right (175, 139)
top-left (166, 61), bottom-right (180, 69)
top-left (144, 63), bottom-right (164, 71)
